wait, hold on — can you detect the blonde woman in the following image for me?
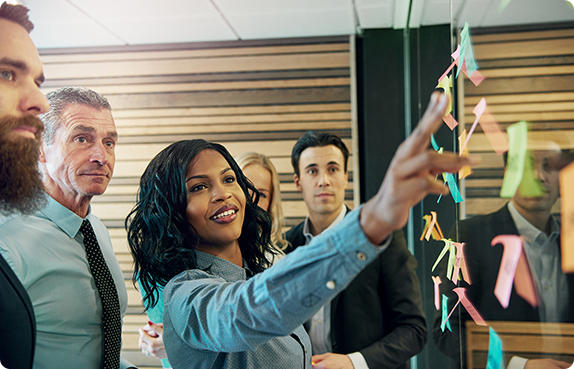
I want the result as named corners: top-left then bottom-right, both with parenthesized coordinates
top-left (235, 152), bottom-right (289, 252)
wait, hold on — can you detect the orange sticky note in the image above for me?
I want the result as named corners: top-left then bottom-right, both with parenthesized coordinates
top-left (561, 161), bottom-right (574, 273)
top-left (480, 108), bottom-right (508, 155)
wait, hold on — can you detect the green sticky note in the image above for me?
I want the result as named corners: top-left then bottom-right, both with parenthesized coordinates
top-left (500, 121), bottom-right (528, 198)
top-left (518, 153), bottom-right (544, 197)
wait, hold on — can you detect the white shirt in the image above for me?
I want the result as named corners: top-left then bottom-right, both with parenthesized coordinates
top-left (302, 205), bottom-right (371, 369)
top-left (506, 202), bottom-right (567, 369)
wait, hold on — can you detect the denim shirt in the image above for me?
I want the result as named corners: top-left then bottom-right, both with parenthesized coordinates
top-left (163, 206), bottom-right (389, 368)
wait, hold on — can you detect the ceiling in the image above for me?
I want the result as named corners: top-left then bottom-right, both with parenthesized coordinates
top-left (12, 0), bottom-right (574, 49)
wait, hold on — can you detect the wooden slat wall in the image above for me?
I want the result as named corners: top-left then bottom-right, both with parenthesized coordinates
top-left (39, 37), bottom-right (354, 369)
top-left (462, 26), bottom-right (574, 218)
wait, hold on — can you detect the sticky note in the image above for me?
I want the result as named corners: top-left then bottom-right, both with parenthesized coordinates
top-left (491, 235), bottom-right (523, 308)
top-left (445, 172), bottom-right (464, 203)
top-left (518, 153), bottom-right (544, 197)
top-left (437, 44), bottom-right (461, 88)
top-left (458, 130), bottom-right (472, 179)
top-left (446, 239), bottom-right (456, 281)
top-left (500, 121), bottom-right (528, 198)
top-left (479, 108), bottom-right (509, 155)
top-left (486, 327), bottom-right (503, 369)
top-left (431, 134), bottom-right (440, 151)
top-left (462, 98), bottom-right (487, 153)
top-left (432, 276), bottom-right (442, 310)
top-left (458, 23), bottom-right (478, 79)
top-left (454, 242), bottom-right (472, 284)
top-left (514, 245), bottom-right (539, 307)
top-left (443, 114), bottom-right (459, 130)
top-left (432, 238), bottom-right (452, 272)
top-left (441, 294), bottom-right (452, 332)
top-left (451, 287), bottom-right (487, 326)
top-left (561, 161), bottom-right (574, 273)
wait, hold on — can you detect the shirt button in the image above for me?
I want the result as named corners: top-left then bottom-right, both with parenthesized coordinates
top-left (357, 252), bottom-right (367, 261)
top-left (326, 280), bottom-right (336, 290)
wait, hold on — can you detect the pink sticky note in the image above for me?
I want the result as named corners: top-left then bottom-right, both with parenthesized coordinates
top-left (436, 44), bottom-right (461, 87)
top-left (443, 114), bottom-right (459, 130)
top-left (432, 276), bottom-right (442, 310)
top-left (462, 98), bottom-right (487, 152)
top-left (447, 287), bottom-right (487, 326)
top-left (452, 242), bottom-right (472, 285)
top-left (424, 211), bottom-right (439, 241)
top-left (461, 62), bottom-right (485, 86)
top-left (480, 108), bottom-right (509, 155)
top-left (491, 235), bottom-right (522, 308)
top-left (514, 244), bottom-right (539, 307)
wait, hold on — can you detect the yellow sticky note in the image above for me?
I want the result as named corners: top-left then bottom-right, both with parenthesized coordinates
top-left (500, 121), bottom-right (528, 198)
top-left (561, 161), bottom-right (574, 273)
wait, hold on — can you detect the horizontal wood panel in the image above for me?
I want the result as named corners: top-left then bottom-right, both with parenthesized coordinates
top-left (115, 111), bottom-right (352, 127)
top-left (117, 121), bottom-right (351, 136)
top-left (472, 28), bottom-right (574, 43)
top-left (480, 65), bottom-right (574, 78)
top-left (106, 87), bottom-right (351, 110)
top-left (40, 43), bottom-right (350, 64)
top-left (44, 52), bottom-right (350, 79)
top-left (465, 75), bottom-right (574, 96)
top-left (42, 77), bottom-right (351, 96)
top-left (464, 92), bottom-right (574, 105)
top-left (111, 103), bottom-right (351, 119)
top-left (473, 38), bottom-right (574, 60)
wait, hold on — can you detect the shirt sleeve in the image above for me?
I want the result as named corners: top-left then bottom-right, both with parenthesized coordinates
top-left (507, 356), bottom-right (528, 369)
top-left (348, 352), bottom-right (369, 369)
top-left (164, 206), bottom-right (387, 352)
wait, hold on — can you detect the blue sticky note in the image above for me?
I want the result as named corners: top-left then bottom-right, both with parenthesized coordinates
top-left (441, 294), bottom-right (452, 332)
top-left (486, 327), bottom-right (503, 369)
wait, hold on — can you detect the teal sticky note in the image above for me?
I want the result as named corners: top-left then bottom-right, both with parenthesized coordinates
top-left (445, 173), bottom-right (464, 203)
top-left (441, 294), bottom-right (452, 332)
top-left (486, 327), bottom-right (503, 369)
top-left (431, 134), bottom-right (440, 151)
top-left (500, 121), bottom-right (528, 198)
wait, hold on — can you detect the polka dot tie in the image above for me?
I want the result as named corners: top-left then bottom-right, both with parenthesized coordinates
top-left (80, 219), bottom-right (121, 369)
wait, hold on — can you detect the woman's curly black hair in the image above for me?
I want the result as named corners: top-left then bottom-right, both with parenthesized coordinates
top-left (126, 139), bottom-right (274, 310)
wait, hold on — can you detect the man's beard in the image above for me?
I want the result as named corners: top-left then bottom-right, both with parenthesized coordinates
top-left (0, 115), bottom-right (47, 215)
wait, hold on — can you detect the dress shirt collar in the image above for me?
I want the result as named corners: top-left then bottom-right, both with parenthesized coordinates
top-left (302, 205), bottom-right (347, 244)
top-left (194, 250), bottom-right (250, 282)
top-left (39, 195), bottom-right (92, 238)
top-left (507, 202), bottom-right (559, 246)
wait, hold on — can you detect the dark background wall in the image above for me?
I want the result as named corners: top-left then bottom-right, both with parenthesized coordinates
top-left (356, 24), bottom-right (457, 368)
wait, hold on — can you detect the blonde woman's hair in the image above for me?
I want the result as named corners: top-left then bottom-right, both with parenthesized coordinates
top-left (235, 152), bottom-right (289, 251)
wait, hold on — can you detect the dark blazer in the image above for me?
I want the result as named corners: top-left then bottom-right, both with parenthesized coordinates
top-left (433, 204), bottom-right (574, 368)
top-left (0, 254), bottom-right (35, 369)
top-left (285, 210), bottom-right (427, 369)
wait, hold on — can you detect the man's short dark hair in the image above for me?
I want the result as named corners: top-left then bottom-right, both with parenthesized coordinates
top-left (0, 2), bottom-right (34, 33)
top-left (291, 131), bottom-right (349, 176)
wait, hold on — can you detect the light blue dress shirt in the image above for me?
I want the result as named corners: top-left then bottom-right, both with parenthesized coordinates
top-left (0, 196), bottom-right (133, 369)
top-left (163, 207), bottom-right (389, 368)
